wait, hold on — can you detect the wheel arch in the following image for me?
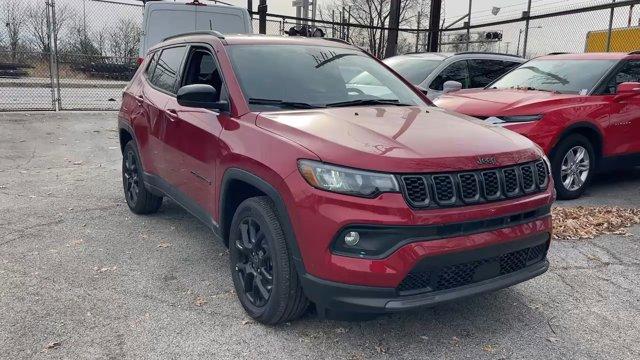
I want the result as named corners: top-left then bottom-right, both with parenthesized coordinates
top-left (118, 121), bottom-right (136, 153)
top-left (550, 122), bottom-right (603, 165)
top-left (219, 168), bottom-right (306, 274)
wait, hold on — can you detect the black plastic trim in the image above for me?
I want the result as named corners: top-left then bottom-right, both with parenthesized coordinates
top-left (219, 168), bottom-right (306, 274)
top-left (302, 232), bottom-right (550, 314)
top-left (331, 205), bottom-right (551, 259)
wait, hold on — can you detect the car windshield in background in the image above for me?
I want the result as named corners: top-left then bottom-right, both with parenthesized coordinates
top-left (227, 45), bottom-right (425, 111)
top-left (489, 59), bottom-right (617, 94)
top-left (383, 57), bottom-right (442, 84)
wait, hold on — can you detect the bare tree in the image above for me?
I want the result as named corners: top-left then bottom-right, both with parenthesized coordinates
top-left (27, 3), bottom-right (74, 55)
top-left (3, 0), bottom-right (26, 61)
top-left (108, 18), bottom-right (141, 60)
top-left (320, 0), bottom-right (421, 58)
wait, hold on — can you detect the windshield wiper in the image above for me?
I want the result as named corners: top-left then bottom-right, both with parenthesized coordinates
top-left (325, 99), bottom-right (412, 108)
top-left (248, 98), bottom-right (321, 109)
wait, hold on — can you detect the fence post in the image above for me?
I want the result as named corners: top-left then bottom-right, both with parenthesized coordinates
top-left (606, 0), bottom-right (616, 52)
top-left (46, 0), bottom-right (61, 111)
top-left (427, 0), bottom-right (442, 52)
top-left (466, 0), bottom-right (472, 50)
top-left (385, 0), bottom-right (401, 58)
top-left (522, 0), bottom-right (532, 58)
top-left (258, 0), bottom-right (267, 34)
top-left (415, 12), bottom-right (421, 53)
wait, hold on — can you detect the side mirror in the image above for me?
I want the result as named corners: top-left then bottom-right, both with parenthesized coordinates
top-left (177, 84), bottom-right (229, 111)
top-left (443, 80), bottom-right (463, 94)
top-left (616, 82), bottom-right (640, 96)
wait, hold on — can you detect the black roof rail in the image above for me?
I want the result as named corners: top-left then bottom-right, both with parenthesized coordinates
top-left (629, 50), bottom-right (640, 55)
top-left (547, 52), bottom-right (570, 55)
top-left (320, 37), bottom-right (351, 45)
top-left (163, 30), bottom-right (225, 42)
top-left (454, 51), bottom-right (523, 58)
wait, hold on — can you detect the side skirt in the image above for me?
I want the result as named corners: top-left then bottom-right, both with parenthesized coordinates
top-left (598, 152), bottom-right (640, 172)
top-left (142, 172), bottom-right (223, 240)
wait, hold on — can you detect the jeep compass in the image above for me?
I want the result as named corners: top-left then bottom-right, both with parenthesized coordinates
top-left (118, 32), bottom-right (555, 324)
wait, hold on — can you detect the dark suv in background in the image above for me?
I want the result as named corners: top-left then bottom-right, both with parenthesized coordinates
top-left (118, 32), bottom-right (554, 324)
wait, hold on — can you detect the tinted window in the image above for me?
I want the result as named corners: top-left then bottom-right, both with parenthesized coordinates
top-left (468, 59), bottom-right (520, 88)
top-left (384, 57), bottom-right (442, 85)
top-left (490, 59), bottom-right (617, 94)
top-left (150, 46), bottom-right (186, 94)
top-left (430, 61), bottom-right (469, 91)
top-left (183, 48), bottom-right (223, 101)
top-left (228, 45), bottom-right (425, 111)
top-left (604, 60), bottom-right (640, 94)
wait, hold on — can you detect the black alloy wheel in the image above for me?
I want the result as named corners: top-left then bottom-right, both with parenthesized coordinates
top-left (233, 217), bottom-right (274, 307)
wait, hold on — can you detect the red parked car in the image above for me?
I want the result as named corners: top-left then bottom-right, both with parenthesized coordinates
top-left (118, 32), bottom-right (554, 324)
top-left (435, 52), bottom-right (640, 199)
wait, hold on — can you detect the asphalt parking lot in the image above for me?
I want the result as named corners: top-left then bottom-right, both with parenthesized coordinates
top-left (1, 112), bottom-right (639, 359)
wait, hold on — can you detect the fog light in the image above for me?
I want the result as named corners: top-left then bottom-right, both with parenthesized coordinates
top-left (344, 231), bottom-right (360, 246)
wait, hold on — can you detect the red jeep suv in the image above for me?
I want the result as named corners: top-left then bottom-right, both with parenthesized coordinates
top-left (118, 32), bottom-right (555, 324)
top-left (435, 52), bottom-right (640, 199)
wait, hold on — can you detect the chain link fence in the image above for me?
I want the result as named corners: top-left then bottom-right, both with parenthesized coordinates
top-left (1, 0), bottom-right (640, 111)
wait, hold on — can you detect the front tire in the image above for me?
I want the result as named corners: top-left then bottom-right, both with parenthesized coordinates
top-left (551, 134), bottom-right (595, 200)
top-left (122, 141), bottom-right (163, 214)
top-left (229, 196), bottom-right (308, 325)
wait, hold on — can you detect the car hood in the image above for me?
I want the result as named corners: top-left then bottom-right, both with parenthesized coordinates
top-left (256, 106), bottom-right (542, 173)
top-left (434, 88), bottom-right (579, 116)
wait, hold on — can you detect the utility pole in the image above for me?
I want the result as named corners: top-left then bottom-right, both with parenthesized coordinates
top-left (385, 0), bottom-right (401, 58)
top-left (415, 11), bottom-right (421, 53)
top-left (522, 0), bottom-right (532, 58)
top-left (427, 0), bottom-right (442, 52)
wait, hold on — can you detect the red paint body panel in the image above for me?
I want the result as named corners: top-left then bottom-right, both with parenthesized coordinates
top-left (434, 54), bottom-right (640, 159)
top-left (120, 35), bottom-right (555, 290)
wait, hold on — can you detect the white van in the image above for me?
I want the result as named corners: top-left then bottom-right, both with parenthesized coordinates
top-left (139, 0), bottom-right (253, 59)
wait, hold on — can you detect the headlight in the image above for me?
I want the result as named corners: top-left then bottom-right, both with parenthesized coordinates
top-left (498, 115), bottom-right (543, 122)
top-left (298, 160), bottom-right (399, 198)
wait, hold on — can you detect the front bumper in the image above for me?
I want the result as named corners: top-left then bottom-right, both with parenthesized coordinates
top-left (300, 232), bottom-right (550, 313)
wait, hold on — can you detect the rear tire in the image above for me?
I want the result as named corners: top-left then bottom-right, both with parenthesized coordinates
top-left (551, 134), bottom-right (595, 200)
top-left (229, 196), bottom-right (308, 325)
top-left (122, 141), bottom-right (163, 214)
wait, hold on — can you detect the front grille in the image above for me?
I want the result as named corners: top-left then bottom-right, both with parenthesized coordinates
top-left (535, 161), bottom-right (549, 188)
top-left (399, 160), bottom-right (549, 208)
top-left (397, 242), bottom-right (548, 294)
top-left (432, 175), bottom-right (455, 204)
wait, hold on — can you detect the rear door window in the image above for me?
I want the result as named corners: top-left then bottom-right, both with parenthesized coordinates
top-left (468, 59), bottom-right (520, 88)
top-left (150, 46), bottom-right (187, 94)
top-left (430, 61), bottom-right (469, 90)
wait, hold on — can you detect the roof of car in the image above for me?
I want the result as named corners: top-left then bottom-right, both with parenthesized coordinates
top-left (386, 51), bottom-right (524, 61)
top-left (535, 52), bottom-right (634, 60)
top-left (151, 32), bottom-right (356, 52)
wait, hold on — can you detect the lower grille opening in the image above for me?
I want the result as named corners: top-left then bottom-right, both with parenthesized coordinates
top-left (397, 242), bottom-right (548, 295)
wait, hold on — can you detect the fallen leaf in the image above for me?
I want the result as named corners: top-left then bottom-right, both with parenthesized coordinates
top-left (375, 344), bottom-right (387, 354)
top-left (73, 161), bottom-right (83, 165)
top-left (482, 344), bottom-right (496, 353)
top-left (194, 295), bottom-right (207, 307)
top-left (546, 337), bottom-right (559, 343)
top-left (241, 319), bottom-right (253, 325)
top-left (553, 206), bottom-right (640, 240)
top-left (43, 341), bottom-right (61, 350)
top-left (335, 327), bottom-right (348, 334)
top-left (157, 242), bottom-right (171, 248)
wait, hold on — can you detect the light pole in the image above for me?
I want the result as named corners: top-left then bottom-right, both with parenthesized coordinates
top-left (517, 26), bottom-right (542, 57)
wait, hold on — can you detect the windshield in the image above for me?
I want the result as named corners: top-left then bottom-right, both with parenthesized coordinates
top-left (227, 45), bottom-right (425, 111)
top-left (383, 57), bottom-right (442, 84)
top-left (489, 59), bottom-right (617, 94)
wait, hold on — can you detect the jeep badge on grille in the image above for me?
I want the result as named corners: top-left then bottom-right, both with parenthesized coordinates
top-left (477, 156), bottom-right (497, 165)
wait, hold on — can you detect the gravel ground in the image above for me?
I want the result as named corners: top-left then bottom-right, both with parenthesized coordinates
top-left (1, 112), bottom-right (639, 360)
